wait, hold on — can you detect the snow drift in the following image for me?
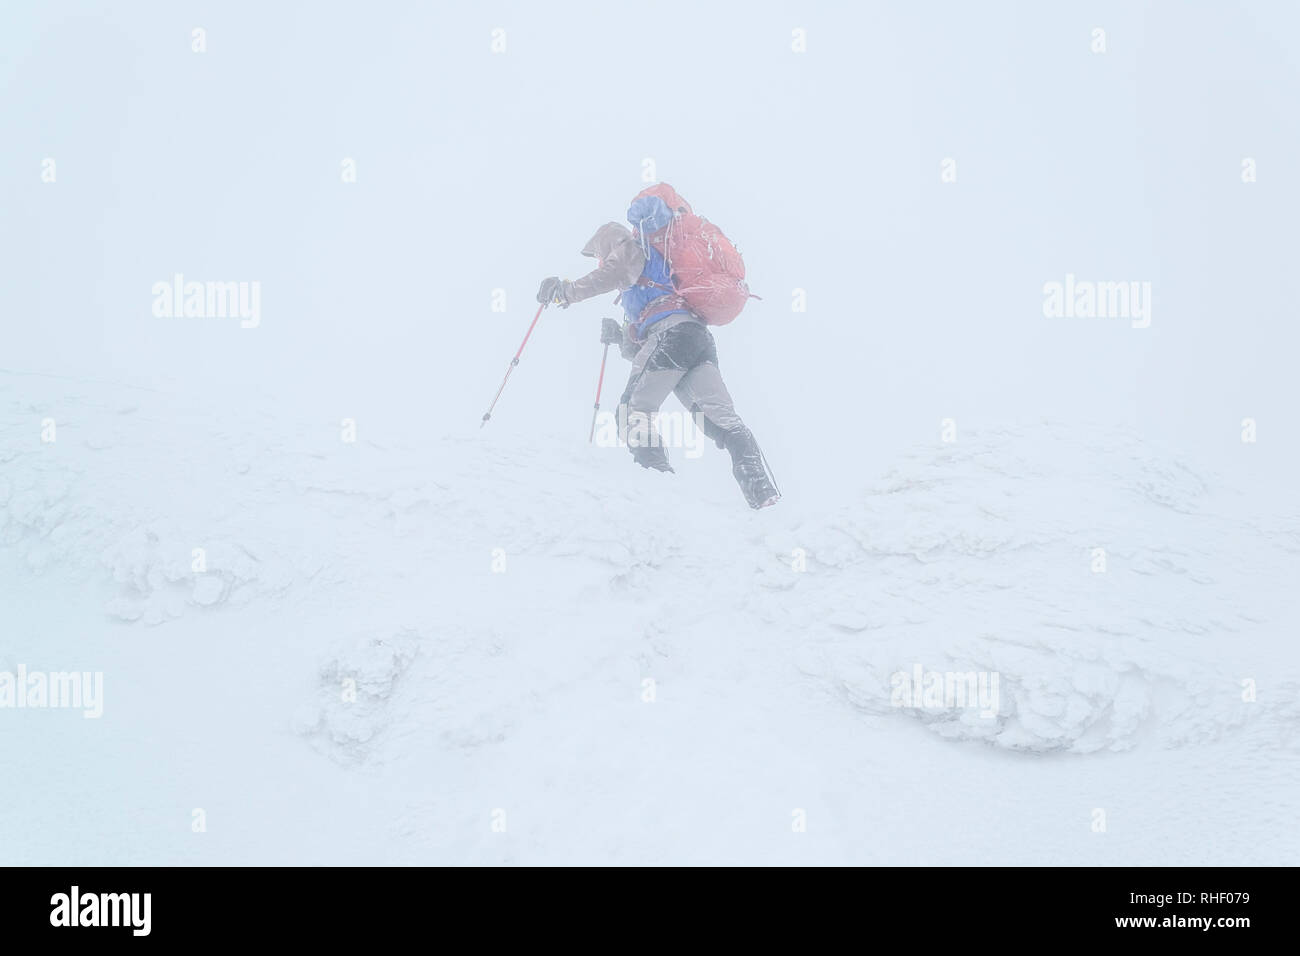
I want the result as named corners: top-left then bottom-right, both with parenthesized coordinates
top-left (3, 369), bottom-right (1297, 864)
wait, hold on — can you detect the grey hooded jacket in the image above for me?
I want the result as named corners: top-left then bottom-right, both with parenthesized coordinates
top-left (562, 223), bottom-right (646, 305)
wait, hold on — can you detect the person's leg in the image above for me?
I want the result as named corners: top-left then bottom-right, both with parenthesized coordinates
top-left (674, 334), bottom-right (779, 508)
top-left (619, 322), bottom-right (709, 471)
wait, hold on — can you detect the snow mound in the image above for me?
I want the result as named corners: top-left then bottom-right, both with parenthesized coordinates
top-left (781, 423), bottom-right (1299, 752)
top-left (295, 629), bottom-right (423, 763)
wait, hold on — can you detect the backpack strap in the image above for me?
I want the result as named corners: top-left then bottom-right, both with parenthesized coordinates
top-left (632, 305), bottom-right (691, 339)
top-left (636, 276), bottom-right (675, 295)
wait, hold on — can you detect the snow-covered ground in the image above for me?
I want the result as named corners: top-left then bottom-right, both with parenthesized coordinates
top-left (3, 368), bottom-right (1296, 865)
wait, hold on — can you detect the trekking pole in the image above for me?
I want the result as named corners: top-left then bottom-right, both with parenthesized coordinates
top-left (588, 342), bottom-right (611, 443)
top-left (480, 302), bottom-right (546, 428)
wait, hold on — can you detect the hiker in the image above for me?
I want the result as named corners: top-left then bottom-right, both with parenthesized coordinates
top-left (536, 185), bottom-right (779, 509)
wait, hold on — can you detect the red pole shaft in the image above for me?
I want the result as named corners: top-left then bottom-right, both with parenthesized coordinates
top-left (481, 302), bottom-right (546, 427)
top-left (588, 343), bottom-right (610, 443)
top-left (512, 302), bottom-right (546, 361)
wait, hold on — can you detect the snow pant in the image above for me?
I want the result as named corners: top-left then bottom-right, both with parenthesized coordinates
top-left (619, 317), bottom-right (779, 508)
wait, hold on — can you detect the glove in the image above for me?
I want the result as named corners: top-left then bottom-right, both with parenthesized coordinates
top-left (600, 318), bottom-right (622, 345)
top-left (536, 277), bottom-right (569, 307)
top-left (618, 321), bottom-right (640, 361)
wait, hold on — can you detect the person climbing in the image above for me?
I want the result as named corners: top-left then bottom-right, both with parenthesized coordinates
top-left (536, 184), bottom-right (779, 509)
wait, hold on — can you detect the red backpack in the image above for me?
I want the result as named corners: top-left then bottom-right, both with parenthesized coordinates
top-left (627, 184), bottom-right (756, 326)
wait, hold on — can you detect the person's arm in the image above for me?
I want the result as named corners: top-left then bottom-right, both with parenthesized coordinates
top-left (564, 240), bottom-right (646, 304)
top-left (537, 237), bottom-right (647, 307)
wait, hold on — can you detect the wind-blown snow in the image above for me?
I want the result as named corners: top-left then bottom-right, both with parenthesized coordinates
top-left (3, 370), bottom-right (1297, 865)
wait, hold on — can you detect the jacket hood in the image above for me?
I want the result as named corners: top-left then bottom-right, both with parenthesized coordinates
top-left (581, 222), bottom-right (633, 259)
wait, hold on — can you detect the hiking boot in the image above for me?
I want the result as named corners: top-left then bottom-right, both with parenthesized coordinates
top-left (631, 444), bottom-right (674, 473)
top-left (721, 428), bottom-right (778, 508)
top-left (734, 457), bottom-right (778, 508)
